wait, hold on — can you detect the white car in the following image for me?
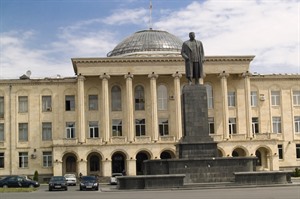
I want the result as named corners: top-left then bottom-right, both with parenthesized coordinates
top-left (109, 173), bottom-right (123, 185)
top-left (64, 174), bottom-right (77, 186)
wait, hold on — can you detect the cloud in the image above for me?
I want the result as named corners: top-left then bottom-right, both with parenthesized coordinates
top-left (155, 0), bottom-right (299, 74)
top-left (102, 8), bottom-right (148, 25)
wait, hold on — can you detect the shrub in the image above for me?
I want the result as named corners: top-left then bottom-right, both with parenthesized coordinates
top-left (33, 170), bottom-right (39, 182)
top-left (292, 168), bottom-right (300, 177)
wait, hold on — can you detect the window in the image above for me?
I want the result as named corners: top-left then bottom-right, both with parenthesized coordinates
top-left (228, 91), bottom-right (236, 107)
top-left (0, 152), bottom-right (4, 168)
top-left (18, 96), bottom-right (28, 113)
top-left (159, 119), bottom-right (169, 136)
top-left (205, 84), bottom-right (214, 109)
top-left (0, 96), bottom-right (4, 118)
top-left (271, 91), bottom-right (280, 106)
top-left (135, 85), bottom-right (145, 110)
top-left (42, 122), bottom-right (52, 141)
top-left (251, 91), bottom-right (258, 107)
top-left (43, 151), bottom-right (52, 167)
top-left (135, 119), bottom-right (146, 136)
top-left (111, 86), bottom-right (122, 111)
top-left (42, 96), bottom-right (52, 112)
top-left (296, 144), bottom-right (300, 159)
top-left (295, 116), bottom-right (300, 133)
top-left (157, 85), bottom-right (168, 110)
top-left (278, 144), bottom-right (283, 160)
top-left (229, 118), bottom-right (236, 134)
top-left (208, 117), bottom-right (215, 134)
top-left (89, 121), bottom-right (99, 138)
top-left (19, 152), bottom-right (28, 168)
top-left (0, 123), bottom-right (4, 141)
top-left (19, 123), bottom-right (28, 141)
top-left (293, 91), bottom-right (300, 106)
top-left (252, 117), bottom-right (259, 134)
top-left (89, 95), bottom-right (98, 110)
top-left (65, 95), bottom-right (75, 111)
top-left (112, 119), bottom-right (122, 136)
top-left (272, 117), bottom-right (281, 133)
top-left (66, 122), bottom-right (75, 138)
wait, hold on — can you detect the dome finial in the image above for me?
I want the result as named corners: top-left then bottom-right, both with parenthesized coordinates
top-left (149, 0), bottom-right (153, 30)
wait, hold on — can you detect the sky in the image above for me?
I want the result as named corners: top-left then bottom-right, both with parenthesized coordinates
top-left (0, 0), bottom-right (299, 79)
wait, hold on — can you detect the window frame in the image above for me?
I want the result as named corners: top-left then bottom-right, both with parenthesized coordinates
top-left (272, 117), bottom-right (282, 133)
top-left (271, 91), bottom-right (280, 106)
top-left (208, 117), bottom-right (215, 134)
top-left (157, 85), bottom-right (168, 111)
top-left (65, 95), bottom-right (75, 111)
top-left (66, 122), bottom-right (75, 138)
top-left (229, 118), bottom-right (237, 134)
top-left (89, 121), bottom-right (99, 138)
top-left (227, 91), bottom-right (236, 107)
top-left (42, 96), bottom-right (52, 112)
top-left (18, 123), bottom-right (28, 141)
top-left (278, 144), bottom-right (283, 160)
top-left (293, 90), bottom-right (300, 106)
top-left (18, 96), bottom-right (28, 113)
top-left (88, 95), bottom-right (98, 111)
top-left (42, 122), bottom-right (52, 141)
top-left (134, 85), bottom-right (145, 111)
top-left (112, 119), bottom-right (122, 136)
top-left (252, 117), bottom-right (259, 134)
top-left (111, 86), bottom-right (122, 111)
top-left (0, 152), bottom-right (4, 168)
top-left (135, 119), bottom-right (146, 136)
top-left (250, 91), bottom-right (258, 107)
top-left (159, 118), bottom-right (169, 136)
top-left (295, 116), bottom-right (300, 133)
top-left (19, 152), bottom-right (28, 168)
top-left (43, 151), bottom-right (52, 167)
top-left (0, 96), bottom-right (4, 118)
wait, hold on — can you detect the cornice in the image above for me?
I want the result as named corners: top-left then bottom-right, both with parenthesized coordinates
top-left (0, 77), bottom-right (77, 85)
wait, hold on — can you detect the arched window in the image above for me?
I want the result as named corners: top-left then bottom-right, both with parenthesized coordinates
top-left (135, 85), bottom-right (145, 110)
top-left (157, 85), bottom-right (167, 110)
top-left (205, 84), bottom-right (213, 109)
top-left (111, 85), bottom-right (122, 111)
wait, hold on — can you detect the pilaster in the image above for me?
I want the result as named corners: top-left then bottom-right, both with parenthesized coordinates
top-left (124, 73), bottom-right (134, 142)
top-left (148, 72), bottom-right (159, 141)
top-left (100, 73), bottom-right (111, 142)
top-left (218, 71), bottom-right (230, 140)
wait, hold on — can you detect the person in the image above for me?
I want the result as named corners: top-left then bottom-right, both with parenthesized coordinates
top-left (181, 32), bottom-right (205, 84)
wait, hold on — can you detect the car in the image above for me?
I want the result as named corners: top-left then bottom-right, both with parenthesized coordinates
top-left (64, 173), bottom-right (77, 186)
top-left (0, 175), bottom-right (40, 188)
top-left (79, 176), bottom-right (99, 191)
top-left (48, 176), bottom-right (68, 191)
top-left (109, 173), bottom-right (123, 185)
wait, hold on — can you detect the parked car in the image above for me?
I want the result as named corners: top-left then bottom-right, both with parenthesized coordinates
top-left (0, 175), bottom-right (40, 188)
top-left (109, 173), bottom-right (123, 185)
top-left (79, 176), bottom-right (99, 191)
top-left (48, 176), bottom-right (68, 191)
top-left (64, 174), bottom-right (77, 186)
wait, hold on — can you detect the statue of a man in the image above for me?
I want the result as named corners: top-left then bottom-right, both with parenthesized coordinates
top-left (181, 32), bottom-right (205, 84)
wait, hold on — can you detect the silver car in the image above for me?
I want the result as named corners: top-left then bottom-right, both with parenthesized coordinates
top-left (64, 174), bottom-right (77, 186)
top-left (109, 173), bottom-right (123, 185)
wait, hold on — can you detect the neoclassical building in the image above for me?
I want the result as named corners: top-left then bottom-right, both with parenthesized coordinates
top-left (0, 29), bottom-right (299, 182)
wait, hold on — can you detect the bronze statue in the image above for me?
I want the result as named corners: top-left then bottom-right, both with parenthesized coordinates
top-left (181, 32), bottom-right (205, 84)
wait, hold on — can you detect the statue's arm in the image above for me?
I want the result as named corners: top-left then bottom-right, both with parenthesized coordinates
top-left (181, 43), bottom-right (189, 60)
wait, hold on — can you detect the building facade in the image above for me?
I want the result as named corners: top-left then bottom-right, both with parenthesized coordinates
top-left (0, 30), bottom-right (299, 181)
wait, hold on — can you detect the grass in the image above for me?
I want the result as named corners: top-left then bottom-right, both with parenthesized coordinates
top-left (0, 187), bottom-right (37, 192)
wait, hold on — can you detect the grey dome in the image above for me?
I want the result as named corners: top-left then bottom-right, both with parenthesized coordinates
top-left (107, 29), bottom-right (183, 57)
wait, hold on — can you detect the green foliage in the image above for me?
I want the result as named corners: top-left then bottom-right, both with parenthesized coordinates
top-left (33, 170), bottom-right (39, 182)
top-left (0, 188), bottom-right (36, 192)
top-left (292, 168), bottom-right (300, 177)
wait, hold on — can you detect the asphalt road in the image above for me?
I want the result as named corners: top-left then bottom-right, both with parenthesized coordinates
top-left (1, 184), bottom-right (299, 199)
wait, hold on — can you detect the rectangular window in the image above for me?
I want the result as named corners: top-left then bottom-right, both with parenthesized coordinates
top-left (42, 122), bottom-right (52, 141)
top-left (229, 118), bottom-right (236, 134)
top-left (271, 91), bottom-right (280, 106)
top-left (19, 152), bottom-right (28, 168)
top-left (295, 116), bottom-right (300, 133)
top-left (250, 91), bottom-right (258, 107)
top-left (293, 91), bottom-right (300, 106)
top-left (135, 119), bottom-right (146, 136)
top-left (43, 151), bottom-right (52, 167)
top-left (252, 117), bottom-right (259, 134)
top-left (0, 152), bottom-right (4, 168)
top-left (0, 123), bottom-right (4, 141)
top-left (272, 117), bottom-right (281, 133)
top-left (159, 119), bottom-right (169, 136)
top-left (18, 96), bottom-right (28, 113)
top-left (208, 117), bottom-right (215, 134)
top-left (0, 96), bottom-right (4, 118)
top-left (65, 95), bottom-right (75, 111)
top-left (42, 96), bottom-right (52, 112)
top-left (278, 144), bottom-right (283, 160)
top-left (89, 121), bottom-right (99, 138)
top-left (296, 144), bottom-right (300, 159)
top-left (19, 123), bottom-right (28, 141)
top-left (89, 95), bottom-right (98, 110)
top-left (112, 119), bottom-right (122, 136)
top-left (228, 91), bottom-right (236, 107)
top-left (66, 122), bottom-right (75, 138)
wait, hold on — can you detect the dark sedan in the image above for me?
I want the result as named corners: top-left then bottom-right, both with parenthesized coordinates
top-left (0, 175), bottom-right (40, 188)
top-left (79, 176), bottom-right (99, 191)
top-left (48, 176), bottom-right (68, 191)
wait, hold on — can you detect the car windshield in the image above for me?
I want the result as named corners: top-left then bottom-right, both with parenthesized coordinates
top-left (51, 176), bottom-right (65, 181)
top-left (81, 176), bottom-right (96, 181)
top-left (64, 174), bottom-right (75, 178)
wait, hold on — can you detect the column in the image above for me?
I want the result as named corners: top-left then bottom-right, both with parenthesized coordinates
top-left (148, 72), bottom-right (159, 141)
top-left (124, 73), bottom-right (134, 142)
top-left (218, 71), bottom-right (229, 140)
top-left (100, 73), bottom-right (110, 142)
top-left (242, 71), bottom-right (253, 139)
top-left (77, 75), bottom-right (86, 143)
top-left (172, 72), bottom-right (183, 140)
top-left (102, 159), bottom-right (112, 177)
top-left (127, 158), bottom-right (136, 176)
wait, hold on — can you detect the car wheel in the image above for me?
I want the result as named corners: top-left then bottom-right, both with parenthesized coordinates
top-left (29, 184), bottom-right (34, 188)
top-left (3, 185), bottom-right (8, 188)
top-left (49, 188), bottom-right (52, 191)
top-left (65, 187), bottom-right (68, 191)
